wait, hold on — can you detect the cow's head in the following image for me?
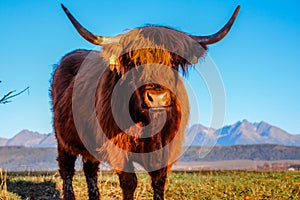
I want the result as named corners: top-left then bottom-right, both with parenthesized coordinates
top-left (62, 4), bottom-right (240, 130)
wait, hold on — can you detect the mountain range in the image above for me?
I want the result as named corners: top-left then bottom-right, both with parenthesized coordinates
top-left (1, 120), bottom-right (299, 147)
top-left (186, 120), bottom-right (300, 147)
top-left (0, 129), bottom-right (56, 148)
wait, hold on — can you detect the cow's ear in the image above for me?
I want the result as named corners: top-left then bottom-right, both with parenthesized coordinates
top-left (109, 55), bottom-right (121, 74)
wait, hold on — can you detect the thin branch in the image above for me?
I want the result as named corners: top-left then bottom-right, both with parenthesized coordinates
top-left (0, 83), bottom-right (30, 104)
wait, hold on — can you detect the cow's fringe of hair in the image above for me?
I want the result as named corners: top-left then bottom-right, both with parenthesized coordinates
top-left (101, 25), bottom-right (207, 75)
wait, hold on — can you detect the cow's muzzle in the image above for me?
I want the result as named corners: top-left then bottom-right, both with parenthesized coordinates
top-left (143, 89), bottom-right (172, 111)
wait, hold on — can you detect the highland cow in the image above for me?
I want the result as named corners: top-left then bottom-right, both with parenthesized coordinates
top-left (51, 4), bottom-right (240, 200)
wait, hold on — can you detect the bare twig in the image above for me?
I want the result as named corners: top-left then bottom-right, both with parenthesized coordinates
top-left (0, 81), bottom-right (29, 104)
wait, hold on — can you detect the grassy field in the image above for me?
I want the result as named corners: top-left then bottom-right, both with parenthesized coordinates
top-left (1, 169), bottom-right (300, 200)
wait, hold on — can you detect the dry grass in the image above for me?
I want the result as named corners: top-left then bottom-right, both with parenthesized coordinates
top-left (0, 169), bottom-right (300, 199)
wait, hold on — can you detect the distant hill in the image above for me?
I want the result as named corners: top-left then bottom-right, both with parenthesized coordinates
top-left (1, 120), bottom-right (299, 171)
top-left (0, 146), bottom-right (58, 171)
top-left (1, 120), bottom-right (300, 148)
top-left (1, 145), bottom-right (300, 171)
top-left (35, 133), bottom-right (57, 148)
top-left (1, 130), bottom-right (56, 148)
top-left (217, 120), bottom-right (300, 146)
top-left (187, 120), bottom-right (300, 146)
top-left (0, 137), bottom-right (8, 146)
top-left (185, 124), bottom-right (216, 146)
top-left (180, 144), bottom-right (300, 162)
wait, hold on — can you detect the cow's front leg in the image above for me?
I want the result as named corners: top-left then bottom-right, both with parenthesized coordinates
top-left (116, 169), bottom-right (137, 200)
top-left (83, 159), bottom-right (100, 200)
top-left (149, 167), bottom-right (169, 200)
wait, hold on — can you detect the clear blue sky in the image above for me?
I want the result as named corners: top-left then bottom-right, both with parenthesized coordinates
top-left (0, 0), bottom-right (299, 138)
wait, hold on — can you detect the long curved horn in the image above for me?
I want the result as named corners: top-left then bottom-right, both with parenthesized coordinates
top-left (61, 4), bottom-right (117, 45)
top-left (191, 6), bottom-right (240, 45)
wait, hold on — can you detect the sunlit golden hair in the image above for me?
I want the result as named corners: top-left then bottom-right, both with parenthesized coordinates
top-left (101, 25), bottom-right (207, 75)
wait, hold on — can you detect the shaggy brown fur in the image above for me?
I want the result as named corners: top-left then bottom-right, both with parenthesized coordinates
top-left (102, 25), bottom-right (206, 75)
top-left (51, 25), bottom-right (206, 200)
